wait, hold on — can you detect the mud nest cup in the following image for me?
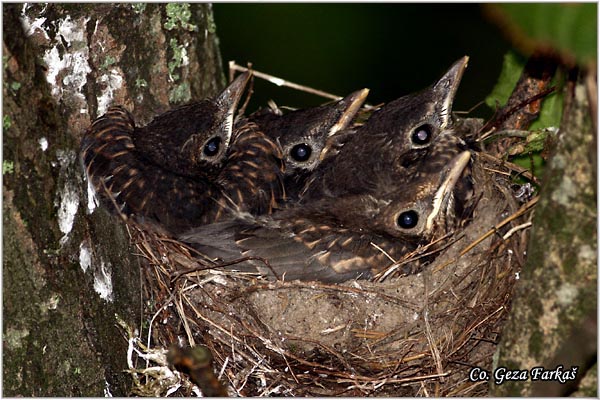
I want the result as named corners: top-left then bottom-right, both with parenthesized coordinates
top-left (123, 149), bottom-right (534, 396)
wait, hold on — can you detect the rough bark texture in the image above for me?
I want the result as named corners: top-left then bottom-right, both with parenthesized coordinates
top-left (3, 4), bottom-right (223, 396)
top-left (491, 71), bottom-right (597, 396)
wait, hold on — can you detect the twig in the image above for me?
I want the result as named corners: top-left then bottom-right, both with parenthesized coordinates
top-left (145, 289), bottom-right (178, 369)
top-left (338, 371), bottom-right (451, 385)
top-left (448, 306), bottom-right (505, 358)
top-left (479, 86), bottom-right (555, 135)
top-left (369, 242), bottom-right (397, 263)
top-left (170, 255), bottom-right (279, 283)
top-left (375, 232), bottom-right (461, 282)
top-left (502, 222), bottom-right (532, 240)
top-left (433, 196), bottom-right (539, 272)
top-left (229, 60), bottom-right (342, 101)
top-left (422, 274), bottom-right (445, 383)
top-left (478, 151), bottom-right (540, 184)
top-left (453, 100), bottom-right (486, 115)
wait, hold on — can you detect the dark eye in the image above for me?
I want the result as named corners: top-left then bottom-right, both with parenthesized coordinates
top-left (397, 210), bottom-right (419, 229)
top-left (203, 137), bottom-right (221, 157)
top-left (411, 124), bottom-right (432, 146)
top-left (290, 143), bottom-right (312, 162)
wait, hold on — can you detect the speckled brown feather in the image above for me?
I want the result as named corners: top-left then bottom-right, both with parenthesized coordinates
top-left (80, 73), bottom-right (286, 234)
top-left (81, 106), bottom-right (220, 232)
top-left (246, 89), bottom-right (369, 200)
top-left (301, 57), bottom-right (470, 201)
top-left (180, 149), bottom-right (474, 283)
top-left (217, 121), bottom-right (286, 218)
top-left (179, 58), bottom-right (476, 282)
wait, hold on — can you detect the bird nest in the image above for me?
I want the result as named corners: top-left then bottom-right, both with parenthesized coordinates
top-left (117, 150), bottom-right (537, 397)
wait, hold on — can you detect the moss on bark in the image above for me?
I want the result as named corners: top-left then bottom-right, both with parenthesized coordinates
top-left (491, 71), bottom-right (597, 396)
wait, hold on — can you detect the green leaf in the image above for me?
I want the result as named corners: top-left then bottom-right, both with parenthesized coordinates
top-left (485, 51), bottom-right (526, 109)
top-left (511, 152), bottom-right (545, 177)
top-left (491, 3), bottom-right (597, 66)
top-left (485, 52), bottom-right (564, 130)
top-left (529, 88), bottom-right (563, 131)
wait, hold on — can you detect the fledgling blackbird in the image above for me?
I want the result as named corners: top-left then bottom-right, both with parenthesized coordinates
top-left (215, 120), bottom-right (286, 219)
top-left (178, 56), bottom-right (476, 282)
top-left (246, 88), bottom-right (369, 200)
top-left (131, 72), bottom-right (252, 178)
top-left (179, 150), bottom-right (473, 283)
top-left (300, 56), bottom-right (470, 201)
top-left (80, 72), bottom-right (285, 234)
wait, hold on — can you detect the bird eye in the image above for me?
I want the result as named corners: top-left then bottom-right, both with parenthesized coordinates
top-left (397, 210), bottom-right (419, 229)
top-left (290, 143), bottom-right (312, 162)
top-left (411, 124), bottom-right (432, 146)
top-left (203, 137), bottom-right (221, 157)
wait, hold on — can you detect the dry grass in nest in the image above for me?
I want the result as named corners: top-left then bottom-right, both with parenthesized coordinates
top-left (114, 151), bottom-right (537, 397)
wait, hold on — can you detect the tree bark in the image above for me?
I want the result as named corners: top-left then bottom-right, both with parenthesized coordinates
top-left (491, 70), bottom-right (597, 396)
top-left (3, 4), bottom-right (223, 396)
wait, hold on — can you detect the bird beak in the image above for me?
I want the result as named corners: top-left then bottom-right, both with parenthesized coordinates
top-left (425, 150), bottom-right (471, 231)
top-left (328, 88), bottom-right (370, 136)
top-left (215, 71), bottom-right (252, 147)
top-left (434, 56), bottom-right (469, 129)
top-left (319, 88), bottom-right (369, 162)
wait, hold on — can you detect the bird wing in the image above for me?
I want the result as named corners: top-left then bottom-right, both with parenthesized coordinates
top-left (219, 123), bottom-right (286, 216)
top-left (81, 106), bottom-right (221, 234)
top-left (179, 216), bottom-right (410, 283)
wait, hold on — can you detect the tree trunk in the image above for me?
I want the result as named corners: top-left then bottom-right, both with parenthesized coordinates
top-left (491, 70), bottom-right (597, 396)
top-left (3, 4), bottom-right (223, 396)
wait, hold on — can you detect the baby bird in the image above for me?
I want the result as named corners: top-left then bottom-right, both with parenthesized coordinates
top-left (178, 57), bottom-right (476, 282)
top-left (301, 56), bottom-right (470, 201)
top-left (179, 149), bottom-right (473, 282)
top-left (247, 88), bottom-right (369, 200)
top-left (80, 72), bottom-right (285, 234)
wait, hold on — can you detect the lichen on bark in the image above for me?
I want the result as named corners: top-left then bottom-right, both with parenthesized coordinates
top-left (3, 3), bottom-right (224, 395)
top-left (491, 71), bottom-right (597, 397)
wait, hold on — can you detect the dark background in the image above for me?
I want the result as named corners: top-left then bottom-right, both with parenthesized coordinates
top-left (213, 4), bottom-right (512, 119)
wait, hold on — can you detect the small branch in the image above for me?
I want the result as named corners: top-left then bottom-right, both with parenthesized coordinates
top-left (229, 60), bottom-right (342, 101)
top-left (433, 196), bottom-right (539, 273)
top-left (477, 152), bottom-right (540, 185)
top-left (502, 222), bottom-right (532, 240)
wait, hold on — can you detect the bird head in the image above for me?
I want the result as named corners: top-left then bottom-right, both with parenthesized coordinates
top-left (250, 88), bottom-right (369, 174)
top-left (300, 57), bottom-right (470, 199)
top-left (366, 56), bottom-right (469, 171)
top-left (373, 150), bottom-right (473, 241)
top-left (135, 72), bottom-right (252, 177)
